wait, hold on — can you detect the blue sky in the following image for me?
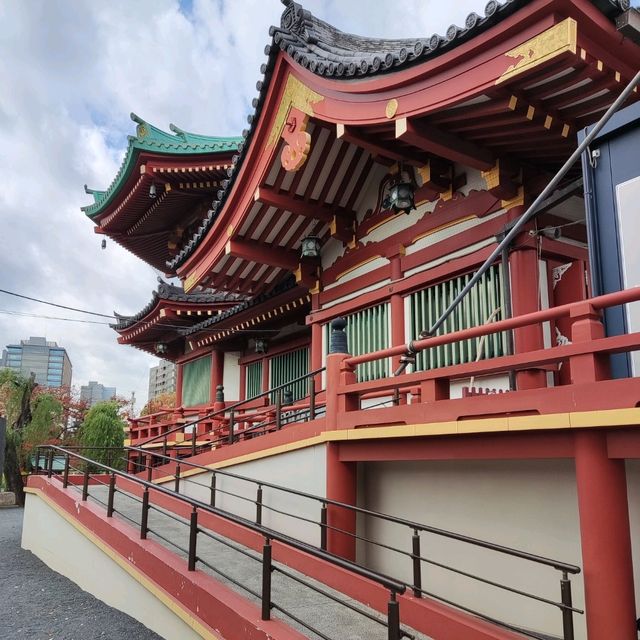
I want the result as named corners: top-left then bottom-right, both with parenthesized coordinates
top-left (0, 0), bottom-right (615, 409)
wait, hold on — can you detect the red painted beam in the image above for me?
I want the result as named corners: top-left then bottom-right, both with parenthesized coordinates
top-left (255, 186), bottom-right (350, 224)
top-left (395, 117), bottom-right (495, 171)
top-left (225, 237), bottom-right (298, 272)
top-left (336, 123), bottom-right (426, 166)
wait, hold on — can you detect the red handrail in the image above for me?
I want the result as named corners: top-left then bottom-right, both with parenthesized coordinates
top-left (345, 286), bottom-right (640, 367)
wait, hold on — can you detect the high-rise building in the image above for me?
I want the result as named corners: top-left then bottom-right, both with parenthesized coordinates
top-left (2, 337), bottom-right (72, 387)
top-left (148, 360), bottom-right (176, 400)
top-left (80, 381), bottom-right (117, 407)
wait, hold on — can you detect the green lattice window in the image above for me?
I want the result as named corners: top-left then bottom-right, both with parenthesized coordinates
top-left (182, 356), bottom-right (211, 407)
top-left (270, 347), bottom-right (309, 401)
top-left (326, 303), bottom-right (389, 382)
top-left (245, 360), bottom-right (263, 399)
top-left (409, 264), bottom-right (507, 371)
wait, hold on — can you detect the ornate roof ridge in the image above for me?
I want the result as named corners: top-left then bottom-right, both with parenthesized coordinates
top-left (111, 278), bottom-right (245, 331)
top-left (166, 0), bottom-right (630, 273)
top-left (82, 113), bottom-right (242, 219)
top-left (181, 275), bottom-right (299, 337)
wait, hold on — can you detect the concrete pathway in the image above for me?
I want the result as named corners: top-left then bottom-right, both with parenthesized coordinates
top-left (0, 506), bottom-right (162, 640)
top-left (89, 484), bottom-right (429, 640)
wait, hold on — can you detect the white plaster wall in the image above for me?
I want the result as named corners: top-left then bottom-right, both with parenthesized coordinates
top-left (164, 445), bottom-right (327, 546)
top-left (22, 493), bottom-right (204, 640)
top-left (361, 459), bottom-right (586, 639)
top-left (625, 459), bottom-right (640, 613)
top-left (223, 351), bottom-right (240, 401)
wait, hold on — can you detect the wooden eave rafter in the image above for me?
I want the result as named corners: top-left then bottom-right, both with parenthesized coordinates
top-left (177, 1), bottom-right (640, 292)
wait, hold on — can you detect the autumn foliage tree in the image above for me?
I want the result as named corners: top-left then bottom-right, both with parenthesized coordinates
top-left (140, 391), bottom-right (176, 417)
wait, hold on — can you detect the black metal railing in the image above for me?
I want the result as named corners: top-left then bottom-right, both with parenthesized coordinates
top-left (37, 444), bottom-right (411, 640)
top-left (55, 443), bottom-right (583, 640)
top-left (134, 367), bottom-right (326, 458)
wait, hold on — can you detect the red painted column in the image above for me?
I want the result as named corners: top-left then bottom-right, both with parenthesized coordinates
top-left (210, 350), bottom-right (224, 403)
top-left (508, 221), bottom-right (546, 389)
top-left (326, 442), bottom-right (357, 561)
top-left (175, 363), bottom-right (184, 407)
top-left (390, 255), bottom-right (405, 378)
top-left (574, 431), bottom-right (636, 640)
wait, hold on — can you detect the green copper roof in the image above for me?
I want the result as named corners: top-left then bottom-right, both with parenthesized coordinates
top-left (82, 112), bottom-right (242, 219)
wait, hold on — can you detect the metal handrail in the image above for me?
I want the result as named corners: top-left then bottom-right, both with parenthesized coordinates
top-left (127, 444), bottom-right (579, 574)
top-left (47, 443), bottom-right (582, 639)
top-left (38, 443), bottom-right (410, 640)
top-left (137, 366), bottom-right (326, 446)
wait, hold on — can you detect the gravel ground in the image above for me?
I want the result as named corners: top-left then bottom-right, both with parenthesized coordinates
top-left (0, 507), bottom-right (163, 640)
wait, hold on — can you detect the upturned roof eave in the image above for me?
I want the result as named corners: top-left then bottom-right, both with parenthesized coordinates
top-left (82, 113), bottom-right (242, 220)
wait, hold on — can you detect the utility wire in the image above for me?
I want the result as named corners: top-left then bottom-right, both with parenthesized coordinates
top-left (0, 309), bottom-right (112, 325)
top-left (0, 288), bottom-right (116, 319)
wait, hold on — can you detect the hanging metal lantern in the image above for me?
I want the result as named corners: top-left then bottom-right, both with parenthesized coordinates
top-left (300, 236), bottom-right (321, 259)
top-left (255, 338), bottom-right (268, 354)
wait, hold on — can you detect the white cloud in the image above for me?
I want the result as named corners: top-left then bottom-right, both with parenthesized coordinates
top-left (0, 0), bottom-right (496, 410)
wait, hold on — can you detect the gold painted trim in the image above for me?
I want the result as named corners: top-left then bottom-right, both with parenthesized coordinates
top-left (412, 215), bottom-right (476, 243)
top-left (501, 186), bottom-right (525, 210)
top-left (24, 488), bottom-right (222, 640)
top-left (267, 75), bottom-right (323, 148)
top-left (150, 407), bottom-right (640, 483)
top-left (336, 255), bottom-right (382, 281)
top-left (496, 18), bottom-right (578, 85)
top-left (385, 99), bottom-right (399, 119)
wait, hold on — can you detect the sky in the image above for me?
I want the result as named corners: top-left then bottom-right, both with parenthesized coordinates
top-left (0, 0), bottom-right (530, 412)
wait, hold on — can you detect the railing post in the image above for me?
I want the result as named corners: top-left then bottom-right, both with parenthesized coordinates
top-left (162, 436), bottom-right (168, 458)
top-left (210, 472), bottom-right (217, 507)
top-left (412, 529), bottom-right (422, 598)
top-left (146, 454), bottom-right (153, 482)
top-left (560, 571), bottom-right (575, 640)
top-left (261, 537), bottom-right (272, 621)
top-left (309, 377), bottom-right (316, 420)
top-left (82, 465), bottom-right (89, 501)
top-left (35, 448), bottom-right (41, 474)
top-left (63, 454), bottom-right (70, 488)
top-left (174, 463), bottom-right (181, 493)
top-left (47, 450), bottom-right (53, 478)
top-left (191, 428), bottom-right (197, 457)
top-left (387, 591), bottom-right (400, 640)
top-left (256, 484), bottom-right (263, 525)
top-left (275, 390), bottom-right (282, 430)
top-left (569, 303), bottom-right (609, 384)
top-left (320, 502), bottom-right (328, 550)
top-left (140, 487), bottom-right (149, 539)
top-left (228, 410), bottom-right (235, 445)
top-left (107, 473), bottom-right (115, 517)
top-left (188, 507), bottom-right (198, 571)
top-left (326, 318), bottom-right (357, 431)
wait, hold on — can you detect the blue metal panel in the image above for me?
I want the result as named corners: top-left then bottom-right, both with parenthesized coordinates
top-left (580, 100), bottom-right (640, 377)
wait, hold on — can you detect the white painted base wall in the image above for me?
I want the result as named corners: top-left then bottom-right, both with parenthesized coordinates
top-left (22, 493), bottom-right (204, 640)
top-left (361, 460), bottom-right (587, 639)
top-left (166, 445), bottom-right (327, 546)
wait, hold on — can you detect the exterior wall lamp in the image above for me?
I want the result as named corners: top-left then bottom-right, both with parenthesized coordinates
top-left (255, 338), bottom-right (268, 354)
top-left (149, 182), bottom-right (157, 198)
top-left (301, 236), bottom-right (321, 259)
top-left (155, 342), bottom-right (168, 355)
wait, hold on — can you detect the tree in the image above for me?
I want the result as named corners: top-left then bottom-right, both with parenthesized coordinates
top-left (78, 401), bottom-right (126, 469)
top-left (140, 391), bottom-right (176, 417)
top-left (0, 370), bottom-right (38, 505)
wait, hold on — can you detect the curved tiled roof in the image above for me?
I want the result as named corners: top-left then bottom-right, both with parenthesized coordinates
top-left (112, 279), bottom-right (245, 331)
top-left (167, 0), bottom-right (630, 273)
top-left (181, 276), bottom-right (300, 337)
top-left (83, 113), bottom-right (242, 219)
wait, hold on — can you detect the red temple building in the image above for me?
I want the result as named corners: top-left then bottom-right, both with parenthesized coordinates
top-left (23, 2), bottom-right (640, 640)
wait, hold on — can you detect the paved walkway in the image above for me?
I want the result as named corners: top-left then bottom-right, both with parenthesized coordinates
top-left (90, 485), bottom-right (429, 640)
top-left (0, 506), bottom-right (162, 640)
